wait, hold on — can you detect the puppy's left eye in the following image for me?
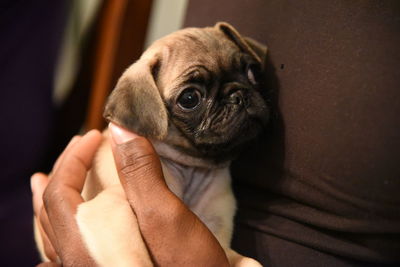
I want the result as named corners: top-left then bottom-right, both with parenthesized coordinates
top-left (247, 64), bottom-right (261, 85)
top-left (177, 88), bottom-right (202, 110)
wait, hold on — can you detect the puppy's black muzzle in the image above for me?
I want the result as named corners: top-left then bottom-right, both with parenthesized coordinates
top-left (225, 89), bottom-right (249, 107)
top-left (223, 83), bottom-right (251, 109)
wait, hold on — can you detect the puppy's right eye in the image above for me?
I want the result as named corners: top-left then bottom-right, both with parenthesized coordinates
top-left (177, 88), bottom-right (202, 110)
top-left (246, 63), bottom-right (261, 85)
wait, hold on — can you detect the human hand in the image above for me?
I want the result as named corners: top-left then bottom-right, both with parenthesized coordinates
top-left (108, 123), bottom-right (229, 266)
top-left (31, 130), bottom-right (102, 266)
top-left (32, 124), bottom-right (229, 266)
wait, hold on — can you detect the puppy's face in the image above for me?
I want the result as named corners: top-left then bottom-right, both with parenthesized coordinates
top-left (104, 23), bottom-right (269, 163)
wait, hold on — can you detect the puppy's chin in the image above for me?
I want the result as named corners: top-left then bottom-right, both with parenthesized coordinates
top-left (167, 111), bottom-right (268, 164)
top-left (198, 121), bottom-right (266, 159)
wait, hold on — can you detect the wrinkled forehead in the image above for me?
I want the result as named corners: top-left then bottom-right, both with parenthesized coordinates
top-left (163, 28), bottom-right (236, 62)
top-left (147, 27), bottom-right (240, 92)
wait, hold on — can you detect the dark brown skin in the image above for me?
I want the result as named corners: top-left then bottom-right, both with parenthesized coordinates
top-left (32, 126), bottom-right (229, 267)
top-left (32, 131), bottom-right (101, 267)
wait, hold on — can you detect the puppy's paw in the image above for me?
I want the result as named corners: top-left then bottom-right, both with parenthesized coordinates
top-left (234, 257), bottom-right (263, 267)
top-left (225, 249), bottom-right (263, 267)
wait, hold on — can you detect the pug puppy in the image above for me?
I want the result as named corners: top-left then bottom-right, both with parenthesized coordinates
top-left (35, 22), bottom-right (269, 266)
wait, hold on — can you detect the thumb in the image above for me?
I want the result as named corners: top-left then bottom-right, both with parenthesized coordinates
top-left (108, 123), bottom-right (170, 205)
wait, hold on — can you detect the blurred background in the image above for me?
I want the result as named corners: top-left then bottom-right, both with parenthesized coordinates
top-left (0, 0), bottom-right (187, 265)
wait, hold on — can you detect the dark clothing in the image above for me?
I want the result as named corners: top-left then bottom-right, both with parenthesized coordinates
top-left (0, 1), bottom-right (68, 266)
top-left (185, 0), bottom-right (400, 266)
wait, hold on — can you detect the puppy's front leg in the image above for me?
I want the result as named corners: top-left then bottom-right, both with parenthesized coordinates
top-left (192, 170), bottom-right (262, 267)
top-left (204, 191), bottom-right (262, 267)
top-left (224, 249), bottom-right (263, 267)
top-left (208, 195), bottom-right (262, 267)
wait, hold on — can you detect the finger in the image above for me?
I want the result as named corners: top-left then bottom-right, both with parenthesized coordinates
top-left (37, 214), bottom-right (58, 262)
top-left (31, 173), bottom-right (58, 261)
top-left (43, 130), bottom-right (102, 265)
top-left (46, 130), bottom-right (102, 205)
top-left (108, 123), bottom-right (170, 208)
top-left (39, 205), bottom-right (57, 251)
top-left (36, 262), bottom-right (60, 267)
top-left (52, 135), bottom-right (81, 174)
top-left (44, 129), bottom-right (102, 232)
top-left (31, 173), bottom-right (49, 217)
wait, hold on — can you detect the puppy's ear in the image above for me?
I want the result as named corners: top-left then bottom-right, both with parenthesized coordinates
top-left (215, 22), bottom-right (268, 64)
top-left (103, 55), bottom-right (168, 139)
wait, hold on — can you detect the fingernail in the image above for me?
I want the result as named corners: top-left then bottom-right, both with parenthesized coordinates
top-left (66, 135), bottom-right (81, 148)
top-left (109, 123), bottom-right (139, 144)
top-left (30, 174), bottom-right (39, 193)
top-left (84, 129), bottom-right (100, 138)
top-left (69, 135), bottom-right (81, 145)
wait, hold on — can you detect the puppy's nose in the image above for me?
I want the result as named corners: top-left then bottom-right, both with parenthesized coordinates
top-left (226, 90), bottom-right (248, 107)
